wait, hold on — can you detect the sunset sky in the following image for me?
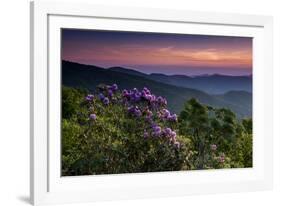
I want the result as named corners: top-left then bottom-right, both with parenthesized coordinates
top-left (62, 29), bottom-right (252, 76)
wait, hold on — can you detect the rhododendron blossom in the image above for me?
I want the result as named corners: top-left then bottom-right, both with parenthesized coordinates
top-left (84, 83), bottom-right (181, 149)
top-left (85, 94), bottom-right (94, 101)
top-left (89, 113), bottom-right (97, 120)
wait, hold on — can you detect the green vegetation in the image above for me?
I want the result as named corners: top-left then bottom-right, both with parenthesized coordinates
top-left (62, 85), bottom-right (252, 176)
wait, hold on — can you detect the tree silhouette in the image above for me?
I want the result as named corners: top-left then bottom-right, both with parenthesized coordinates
top-left (179, 98), bottom-right (210, 169)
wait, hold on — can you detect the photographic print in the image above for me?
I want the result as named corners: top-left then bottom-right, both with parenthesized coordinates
top-left (61, 29), bottom-right (253, 176)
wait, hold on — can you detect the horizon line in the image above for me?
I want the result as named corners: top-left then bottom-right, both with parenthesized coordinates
top-left (62, 59), bottom-right (253, 77)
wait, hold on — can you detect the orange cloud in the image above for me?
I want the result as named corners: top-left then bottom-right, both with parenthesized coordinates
top-left (84, 45), bottom-right (252, 68)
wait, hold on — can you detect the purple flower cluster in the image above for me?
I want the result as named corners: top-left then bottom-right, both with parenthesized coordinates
top-left (158, 109), bottom-right (177, 122)
top-left (122, 87), bottom-right (167, 108)
top-left (103, 97), bottom-right (109, 105)
top-left (108, 89), bottom-right (113, 98)
top-left (99, 93), bottom-right (105, 101)
top-left (122, 88), bottom-right (142, 102)
top-left (89, 113), bottom-right (97, 120)
top-left (104, 84), bottom-right (118, 98)
top-left (96, 83), bottom-right (120, 105)
top-left (152, 125), bottom-right (162, 137)
top-left (109, 83), bottom-right (118, 92)
top-left (122, 87), bottom-right (176, 126)
top-left (156, 96), bottom-right (167, 106)
top-left (84, 83), bottom-right (180, 149)
top-left (121, 87), bottom-right (177, 126)
top-left (121, 86), bottom-right (180, 148)
top-left (145, 125), bottom-right (180, 148)
top-left (98, 92), bottom-right (109, 105)
top-left (85, 94), bottom-right (94, 101)
top-left (85, 84), bottom-right (118, 122)
top-left (163, 128), bottom-right (176, 140)
top-left (163, 127), bottom-right (180, 148)
top-left (128, 106), bottom-right (142, 117)
top-left (168, 114), bottom-right (178, 121)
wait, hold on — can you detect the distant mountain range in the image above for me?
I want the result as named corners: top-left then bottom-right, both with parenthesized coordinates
top-left (62, 60), bottom-right (252, 118)
top-left (109, 67), bottom-right (252, 94)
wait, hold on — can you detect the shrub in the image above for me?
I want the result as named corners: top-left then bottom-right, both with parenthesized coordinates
top-left (62, 85), bottom-right (252, 175)
top-left (62, 85), bottom-right (189, 175)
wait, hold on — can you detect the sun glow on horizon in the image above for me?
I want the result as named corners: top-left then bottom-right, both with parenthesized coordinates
top-left (62, 29), bottom-right (252, 75)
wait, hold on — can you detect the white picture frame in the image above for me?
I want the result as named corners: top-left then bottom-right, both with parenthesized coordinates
top-left (30, 0), bottom-right (273, 205)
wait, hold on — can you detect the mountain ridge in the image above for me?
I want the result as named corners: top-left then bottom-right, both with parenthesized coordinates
top-left (62, 60), bottom-right (252, 118)
top-left (105, 63), bottom-right (252, 94)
